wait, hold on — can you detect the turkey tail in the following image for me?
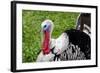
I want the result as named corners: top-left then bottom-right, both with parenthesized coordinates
top-left (76, 13), bottom-right (91, 37)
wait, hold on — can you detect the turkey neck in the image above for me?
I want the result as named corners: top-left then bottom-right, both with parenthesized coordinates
top-left (42, 31), bottom-right (50, 55)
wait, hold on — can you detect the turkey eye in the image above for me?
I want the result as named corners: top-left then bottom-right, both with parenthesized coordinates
top-left (44, 25), bottom-right (47, 28)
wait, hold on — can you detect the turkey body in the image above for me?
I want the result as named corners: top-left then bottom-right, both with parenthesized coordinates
top-left (59, 29), bottom-right (91, 60)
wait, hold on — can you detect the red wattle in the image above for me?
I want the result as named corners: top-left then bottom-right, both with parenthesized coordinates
top-left (42, 31), bottom-right (50, 55)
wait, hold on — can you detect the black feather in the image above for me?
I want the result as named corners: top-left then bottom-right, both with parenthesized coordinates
top-left (64, 29), bottom-right (91, 59)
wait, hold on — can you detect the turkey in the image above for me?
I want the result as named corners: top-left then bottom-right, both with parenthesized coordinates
top-left (36, 19), bottom-right (91, 62)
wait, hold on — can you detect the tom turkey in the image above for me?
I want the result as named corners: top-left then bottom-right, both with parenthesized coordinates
top-left (36, 19), bottom-right (91, 62)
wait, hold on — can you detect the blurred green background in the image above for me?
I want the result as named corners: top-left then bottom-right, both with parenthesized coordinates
top-left (22, 10), bottom-right (79, 63)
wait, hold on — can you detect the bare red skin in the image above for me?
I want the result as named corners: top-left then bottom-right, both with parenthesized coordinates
top-left (42, 31), bottom-right (50, 55)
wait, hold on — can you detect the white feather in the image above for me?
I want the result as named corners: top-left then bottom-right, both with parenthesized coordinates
top-left (36, 52), bottom-right (55, 62)
top-left (53, 33), bottom-right (69, 55)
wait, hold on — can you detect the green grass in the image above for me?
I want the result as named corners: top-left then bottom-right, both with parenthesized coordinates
top-left (22, 10), bottom-right (79, 63)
